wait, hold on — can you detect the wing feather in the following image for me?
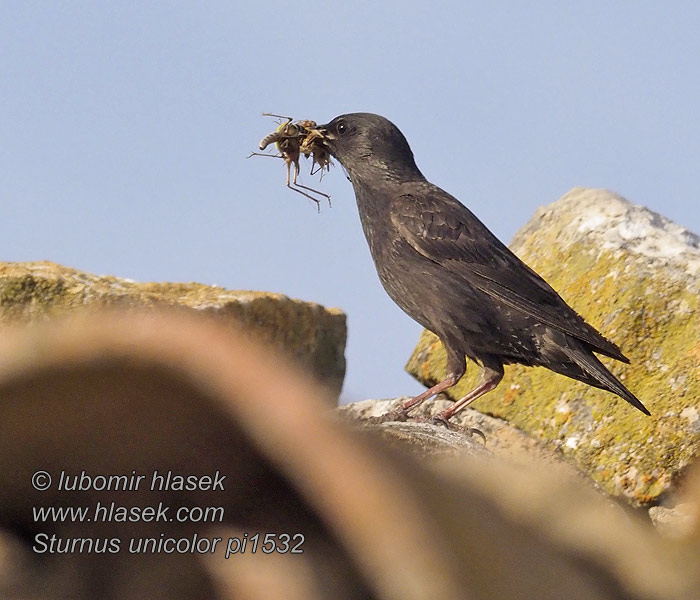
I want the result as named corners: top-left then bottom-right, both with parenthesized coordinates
top-left (391, 188), bottom-right (628, 362)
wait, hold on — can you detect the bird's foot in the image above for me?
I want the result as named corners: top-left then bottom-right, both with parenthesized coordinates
top-left (414, 414), bottom-right (486, 444)
top-left (428, 414), bottom-right (459, 430)
top-left (364, 408), bottom-right (411, 425)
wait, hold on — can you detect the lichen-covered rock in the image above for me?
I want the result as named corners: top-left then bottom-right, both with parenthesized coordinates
top-left (406, 188), bottom-right (700, 506)
top-left (0, 261), bottom-right (346, 398)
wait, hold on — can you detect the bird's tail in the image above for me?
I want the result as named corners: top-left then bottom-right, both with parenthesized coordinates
top-left (556, 341), bottom-right (650, 415)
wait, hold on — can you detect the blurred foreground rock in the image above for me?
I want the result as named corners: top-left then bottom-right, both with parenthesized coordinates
top-left (0, 261), bottom-right (346, 398)
top-left (406, 188), bottom-right (700, 506)
top-left (1, 310), bottom-right (700, 600)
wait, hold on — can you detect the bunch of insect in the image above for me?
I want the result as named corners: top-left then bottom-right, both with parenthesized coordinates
top-left (248, 114), bottom-right (332, 211)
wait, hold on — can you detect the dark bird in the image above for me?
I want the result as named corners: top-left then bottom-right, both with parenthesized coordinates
top-left (312, 113), bottom-right (649, 422)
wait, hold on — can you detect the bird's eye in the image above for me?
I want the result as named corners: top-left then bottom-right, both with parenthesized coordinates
top-left (336, 122), bottom-right (347, 135)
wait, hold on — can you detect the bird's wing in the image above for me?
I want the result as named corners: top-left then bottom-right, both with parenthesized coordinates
top-left (392, 189), bottom-right (628, 361)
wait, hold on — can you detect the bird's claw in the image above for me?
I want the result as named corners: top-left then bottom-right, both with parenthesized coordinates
top-left (430, 415), bottom-right (455, 429)
top-left (364, 410), bottom-right (487, 443)
top-left (364, 408), bottom-right (410, 425)
top-left (429, 416), bottom-right (487, 444)
top-left (409, 414), bottom-right (459, 430)
top-left (465, 427), bottom-right (487, 445)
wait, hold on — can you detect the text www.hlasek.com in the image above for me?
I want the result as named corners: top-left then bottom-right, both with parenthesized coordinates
top-left (31, 469), bottom-right (304, 557)
top-left (33, 501), bottom-right (224, 524)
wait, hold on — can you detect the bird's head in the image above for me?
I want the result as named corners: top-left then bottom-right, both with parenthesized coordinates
top-left (311, 113), bottom-right (423, 182)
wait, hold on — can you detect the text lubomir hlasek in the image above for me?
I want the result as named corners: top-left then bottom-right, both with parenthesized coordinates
top-left (56, 470), bottom-right (226, 492)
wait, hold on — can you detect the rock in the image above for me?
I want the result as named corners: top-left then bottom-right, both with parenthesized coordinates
top-left (340, 398), bottom-right (610, 493)
top-left (406, 188), bottom-right (700, 506)
top-left (650, 458), bottom-right (700, 540)
top-left (0, 261), bottom-right (346, 398)
top-left (649, 505), bottom-right (697, 539)
top-left (2, 310), bottom-right (700, 600)
top-left (338, 398), bottom-right (491, 459)
top-left (0, 311), bottom-right (397, 600)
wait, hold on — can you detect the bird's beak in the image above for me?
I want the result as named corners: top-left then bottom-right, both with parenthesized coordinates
top-left (311, 124), bottom-right (336, 143)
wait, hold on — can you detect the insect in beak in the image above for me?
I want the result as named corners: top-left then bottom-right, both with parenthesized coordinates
top-left (248, 114), bottom-right (332, 211)
top-left (312, 125), bottom-right (334, 142)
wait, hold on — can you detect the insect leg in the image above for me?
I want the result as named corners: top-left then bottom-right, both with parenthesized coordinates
top-left (282, 156), bottom-right (322, 211)
top-left (290, 166), bottom-right (332, 211)
top-left (247, 151), bottom-right (283, 159)
top-left (262, 113), bottom-right (293, 122)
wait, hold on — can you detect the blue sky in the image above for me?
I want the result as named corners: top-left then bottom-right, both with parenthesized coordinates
top-left (2, 2), bottom-right (699, 402)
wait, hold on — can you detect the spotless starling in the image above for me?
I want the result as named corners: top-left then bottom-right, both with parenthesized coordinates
top-left (312, 113), bottom-right (649, 423)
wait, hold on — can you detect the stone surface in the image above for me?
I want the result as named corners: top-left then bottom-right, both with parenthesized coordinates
top-left (406, 188), bottom-right (700, 506)
top-left (339, 398), bottom-right (609, 492)
top-left (338, 399), bottom-right (491, 459)
top-left (649, 505), bottom-right (697, 539)
top-left (2, 311), bottom-right (700, 600)
top-left (0, 261), bottom-right (346, 397)
top-left (650, 458), bottom-right (700, 540)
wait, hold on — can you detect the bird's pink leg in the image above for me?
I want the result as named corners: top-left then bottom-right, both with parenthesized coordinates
top-left (398, 374), bottom-right (461, 414)
top-left (434, 366), bottom-right (503, 422)
top-left (371, 373), bottom-right (461, 423)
